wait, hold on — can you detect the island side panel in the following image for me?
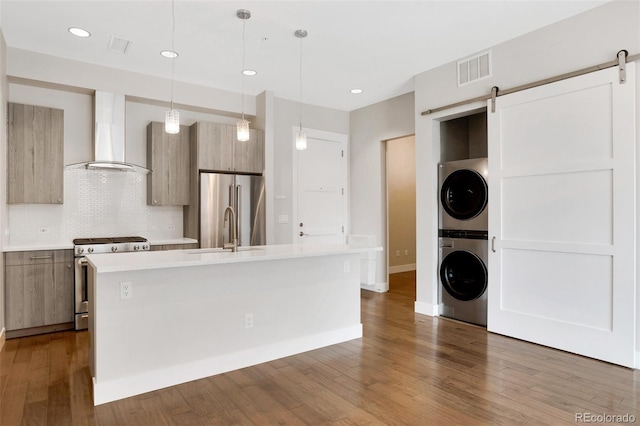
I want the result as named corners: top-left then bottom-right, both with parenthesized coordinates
top-left (91, 252), bottom-right (361, 405)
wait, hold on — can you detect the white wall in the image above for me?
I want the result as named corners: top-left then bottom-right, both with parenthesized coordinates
top-left (350, 92), bottom-right (415, 290)
top-left (272, 97), bottom-right (349, 244)
top-left (8, 48), bottom-right (252, 117)
top-left (388, 136), bottom-right (416, 271)
top-left (414, 1), bottom-right (640, 355)
top-left (0, 26), bottom-right (7, 346)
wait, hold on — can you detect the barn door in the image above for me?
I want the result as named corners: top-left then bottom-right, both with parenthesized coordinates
top-left (487, 64), bottom-right (636, 367)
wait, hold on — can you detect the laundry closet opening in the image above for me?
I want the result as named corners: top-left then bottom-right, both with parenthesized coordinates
top-left (437, 108), bottom-right (489, 327)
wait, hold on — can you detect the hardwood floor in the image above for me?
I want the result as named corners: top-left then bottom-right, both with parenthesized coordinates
top-left (1, 271), bottom-right (638, 425)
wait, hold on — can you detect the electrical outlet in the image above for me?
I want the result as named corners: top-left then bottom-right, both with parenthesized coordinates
top-left (244, 313), bottom-right (254, 329)
top-left (396, 250), bottom-right (400, 257)
top-left (167, 224), bottom-right (175, 231)
top-left (405, 249), bottom-right (409, 256)
top-left (37, 227), bottom-right (50, 234)
top-left (344, 260), bottom-right (350, 273)
top-left (120, 282), bottom-right (133, 300)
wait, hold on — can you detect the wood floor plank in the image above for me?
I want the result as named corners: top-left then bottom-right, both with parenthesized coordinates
top-left (1, 271), bottom-right (638, 424)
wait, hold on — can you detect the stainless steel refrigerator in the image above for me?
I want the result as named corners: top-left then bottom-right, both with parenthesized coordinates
top-left (200, 172), bottom-right (266, 249)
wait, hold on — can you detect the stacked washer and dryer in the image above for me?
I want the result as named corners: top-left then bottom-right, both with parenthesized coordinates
top-left (438, 158), bottom-right (489, 327)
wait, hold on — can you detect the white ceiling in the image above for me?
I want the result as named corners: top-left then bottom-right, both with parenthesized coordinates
top-left (1, 0), bottom-right (609, 112)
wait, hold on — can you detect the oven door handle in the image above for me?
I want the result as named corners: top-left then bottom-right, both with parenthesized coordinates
top-left (78, 257), bottom-right (88, 266)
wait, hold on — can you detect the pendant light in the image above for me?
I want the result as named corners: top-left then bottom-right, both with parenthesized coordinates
top-left (236, 9), bottom-right (251, 142)
top-left (295, 29), bottom-right (307, 150)
top-left (164, 0), bottom-right (179, 134)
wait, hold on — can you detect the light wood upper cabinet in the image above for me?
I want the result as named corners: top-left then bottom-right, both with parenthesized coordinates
top-left (193, 121), bottom-right (264, 174)
top-left (4, 250), bottom-right (74, 332)
top-left (7, 102), bottom-right (64, 204)
top-left (147, 122), bottom-right (191, 206)
top-left (234, 128), bottom-right (265, 174)
top-left (194, 121), bottom-right (234, 171)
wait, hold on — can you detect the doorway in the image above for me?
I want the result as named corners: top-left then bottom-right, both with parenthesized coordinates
top-left (386, 135), bottom-right (416, 291)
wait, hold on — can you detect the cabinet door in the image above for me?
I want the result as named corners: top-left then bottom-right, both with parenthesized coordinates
top-left (147, 122), bottom-right (191, 205)
top-left (234, 129), bottom-right (264, 174)
top-left (196, 122), bottom-right (234, 172)
top-left (49, 260), bottom-right (74, 324)
top-left (5, 263), bottom-right (50, 330)
top-left (5, 250), bottom-right (73, 330)
top-left (8, 103), bottom-right (64, 204)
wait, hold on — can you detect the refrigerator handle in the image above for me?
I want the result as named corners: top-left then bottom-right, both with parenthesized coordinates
top-left (236, 184), bottom-right (242, 245)
top-left (222, 184), bottom-right (237, 243)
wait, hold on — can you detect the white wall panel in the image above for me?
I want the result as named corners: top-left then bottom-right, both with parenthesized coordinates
top-left (500, 83), bottom-right (613, 169)
top-left (502, 170), bottom-right (613, 244)
top-left (501, 249), bottom-right (613, 330)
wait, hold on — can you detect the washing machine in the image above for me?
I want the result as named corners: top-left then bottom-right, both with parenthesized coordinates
top-left (439, 230), bottom-right (488, 326)
top-left (439, 158), bottom-right (488, 232)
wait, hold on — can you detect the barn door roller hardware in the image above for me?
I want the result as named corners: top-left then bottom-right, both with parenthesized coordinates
top-left (421, 50), bottom-right (637, 116)
top-left (618, 50), bottom-right (628, 84)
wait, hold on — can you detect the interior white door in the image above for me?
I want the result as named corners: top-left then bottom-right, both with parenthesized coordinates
top-left (487, 64), bottom-right (636, 367)
top-left (293, 130), bottom-right (348, 244)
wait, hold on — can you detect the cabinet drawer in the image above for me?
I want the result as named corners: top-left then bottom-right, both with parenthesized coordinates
top-left (5, 249), bottom-right (73, 266)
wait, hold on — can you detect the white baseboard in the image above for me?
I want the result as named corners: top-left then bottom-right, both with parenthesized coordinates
top-left (415, 301), bottom-right (440, 316)
top-left (388, 263), bottom-right (416, 274)
top-left (361, 282), bottom-right (388, 293)
top-left (0, 327), bottom-right (5, 352)
top-left (93, 324), bottom-right (363, 405)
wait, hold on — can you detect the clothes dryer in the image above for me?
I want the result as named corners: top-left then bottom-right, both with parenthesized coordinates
top-left (439, 230), bottom-right (488, 326)
top-left (438, 158), bottom-right (488, 232)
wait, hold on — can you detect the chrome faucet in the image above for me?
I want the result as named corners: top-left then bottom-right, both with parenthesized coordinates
top-left (223, 206), bottom-right (238, 252)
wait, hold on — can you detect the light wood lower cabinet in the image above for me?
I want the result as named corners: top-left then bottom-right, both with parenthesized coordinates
top-left (4, 250), bottom-right (74, 336)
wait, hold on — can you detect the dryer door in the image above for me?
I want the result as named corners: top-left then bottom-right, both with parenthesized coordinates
top-left (440, 250), bottom-right (487, 301)
top-left (440, 169), bottom-right (488, 221)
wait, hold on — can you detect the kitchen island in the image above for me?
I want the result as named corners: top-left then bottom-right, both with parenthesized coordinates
top-left (87, 243), bottom-right (381, 405)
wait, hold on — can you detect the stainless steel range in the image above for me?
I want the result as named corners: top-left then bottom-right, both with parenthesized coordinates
top-left (73, 236), bottom-right (149, 330)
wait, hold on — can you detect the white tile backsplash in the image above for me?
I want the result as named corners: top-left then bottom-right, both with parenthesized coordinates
top-left (9, 169), bottom-right (183, 245)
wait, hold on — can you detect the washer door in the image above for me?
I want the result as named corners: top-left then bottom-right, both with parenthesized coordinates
top-left (440, 250), bottom-right (487, 301)
top-left (440, 169), bottom-right (488, 220)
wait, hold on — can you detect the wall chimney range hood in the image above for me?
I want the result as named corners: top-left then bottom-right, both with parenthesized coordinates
top-left (66, 91), bottom-right (149, 173)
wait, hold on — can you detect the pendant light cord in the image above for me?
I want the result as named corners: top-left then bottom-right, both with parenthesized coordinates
top-left (241, 16), bottom-right (246, 121)
top-left (298, 34), bottom-right (303, 131)
top-left (170, 0), bottom-right (176, 111)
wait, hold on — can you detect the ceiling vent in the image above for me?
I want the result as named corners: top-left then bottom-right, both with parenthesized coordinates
top-left (457, 50), bottom-right (491, 87)
top-left (108, 36), bottom-right (131, 54)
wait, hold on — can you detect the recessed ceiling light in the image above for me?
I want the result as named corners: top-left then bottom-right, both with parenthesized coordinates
top-left (68, 27), bottom-right (91, 38)
top-left (242, 69), bottom-right (257, 76)
top-left (161, 50), bottom-right (179, 59)
top-left (350, 88), bottom-right (363, 94)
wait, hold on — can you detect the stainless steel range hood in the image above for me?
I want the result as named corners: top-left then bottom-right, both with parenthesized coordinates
top-left (66, 91), bottom-right (149, 172)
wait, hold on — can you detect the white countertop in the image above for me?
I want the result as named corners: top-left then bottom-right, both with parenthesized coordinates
top-left (2, 243), bottom-right (74, 252)
top-left (87, 243), bottom-right (382, 273)
top-left (2, 238), bottom-right (198, 252)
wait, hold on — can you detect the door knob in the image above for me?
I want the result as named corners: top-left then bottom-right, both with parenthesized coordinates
top-left (299, 231), bottom-right (305, 236)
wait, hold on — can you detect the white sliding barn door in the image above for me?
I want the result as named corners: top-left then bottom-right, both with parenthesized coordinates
top-left (487, 64), bottom-right (636, 368)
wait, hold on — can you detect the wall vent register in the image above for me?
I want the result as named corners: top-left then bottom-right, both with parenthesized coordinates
top-left (457, 50), bottom-right (491, 86)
